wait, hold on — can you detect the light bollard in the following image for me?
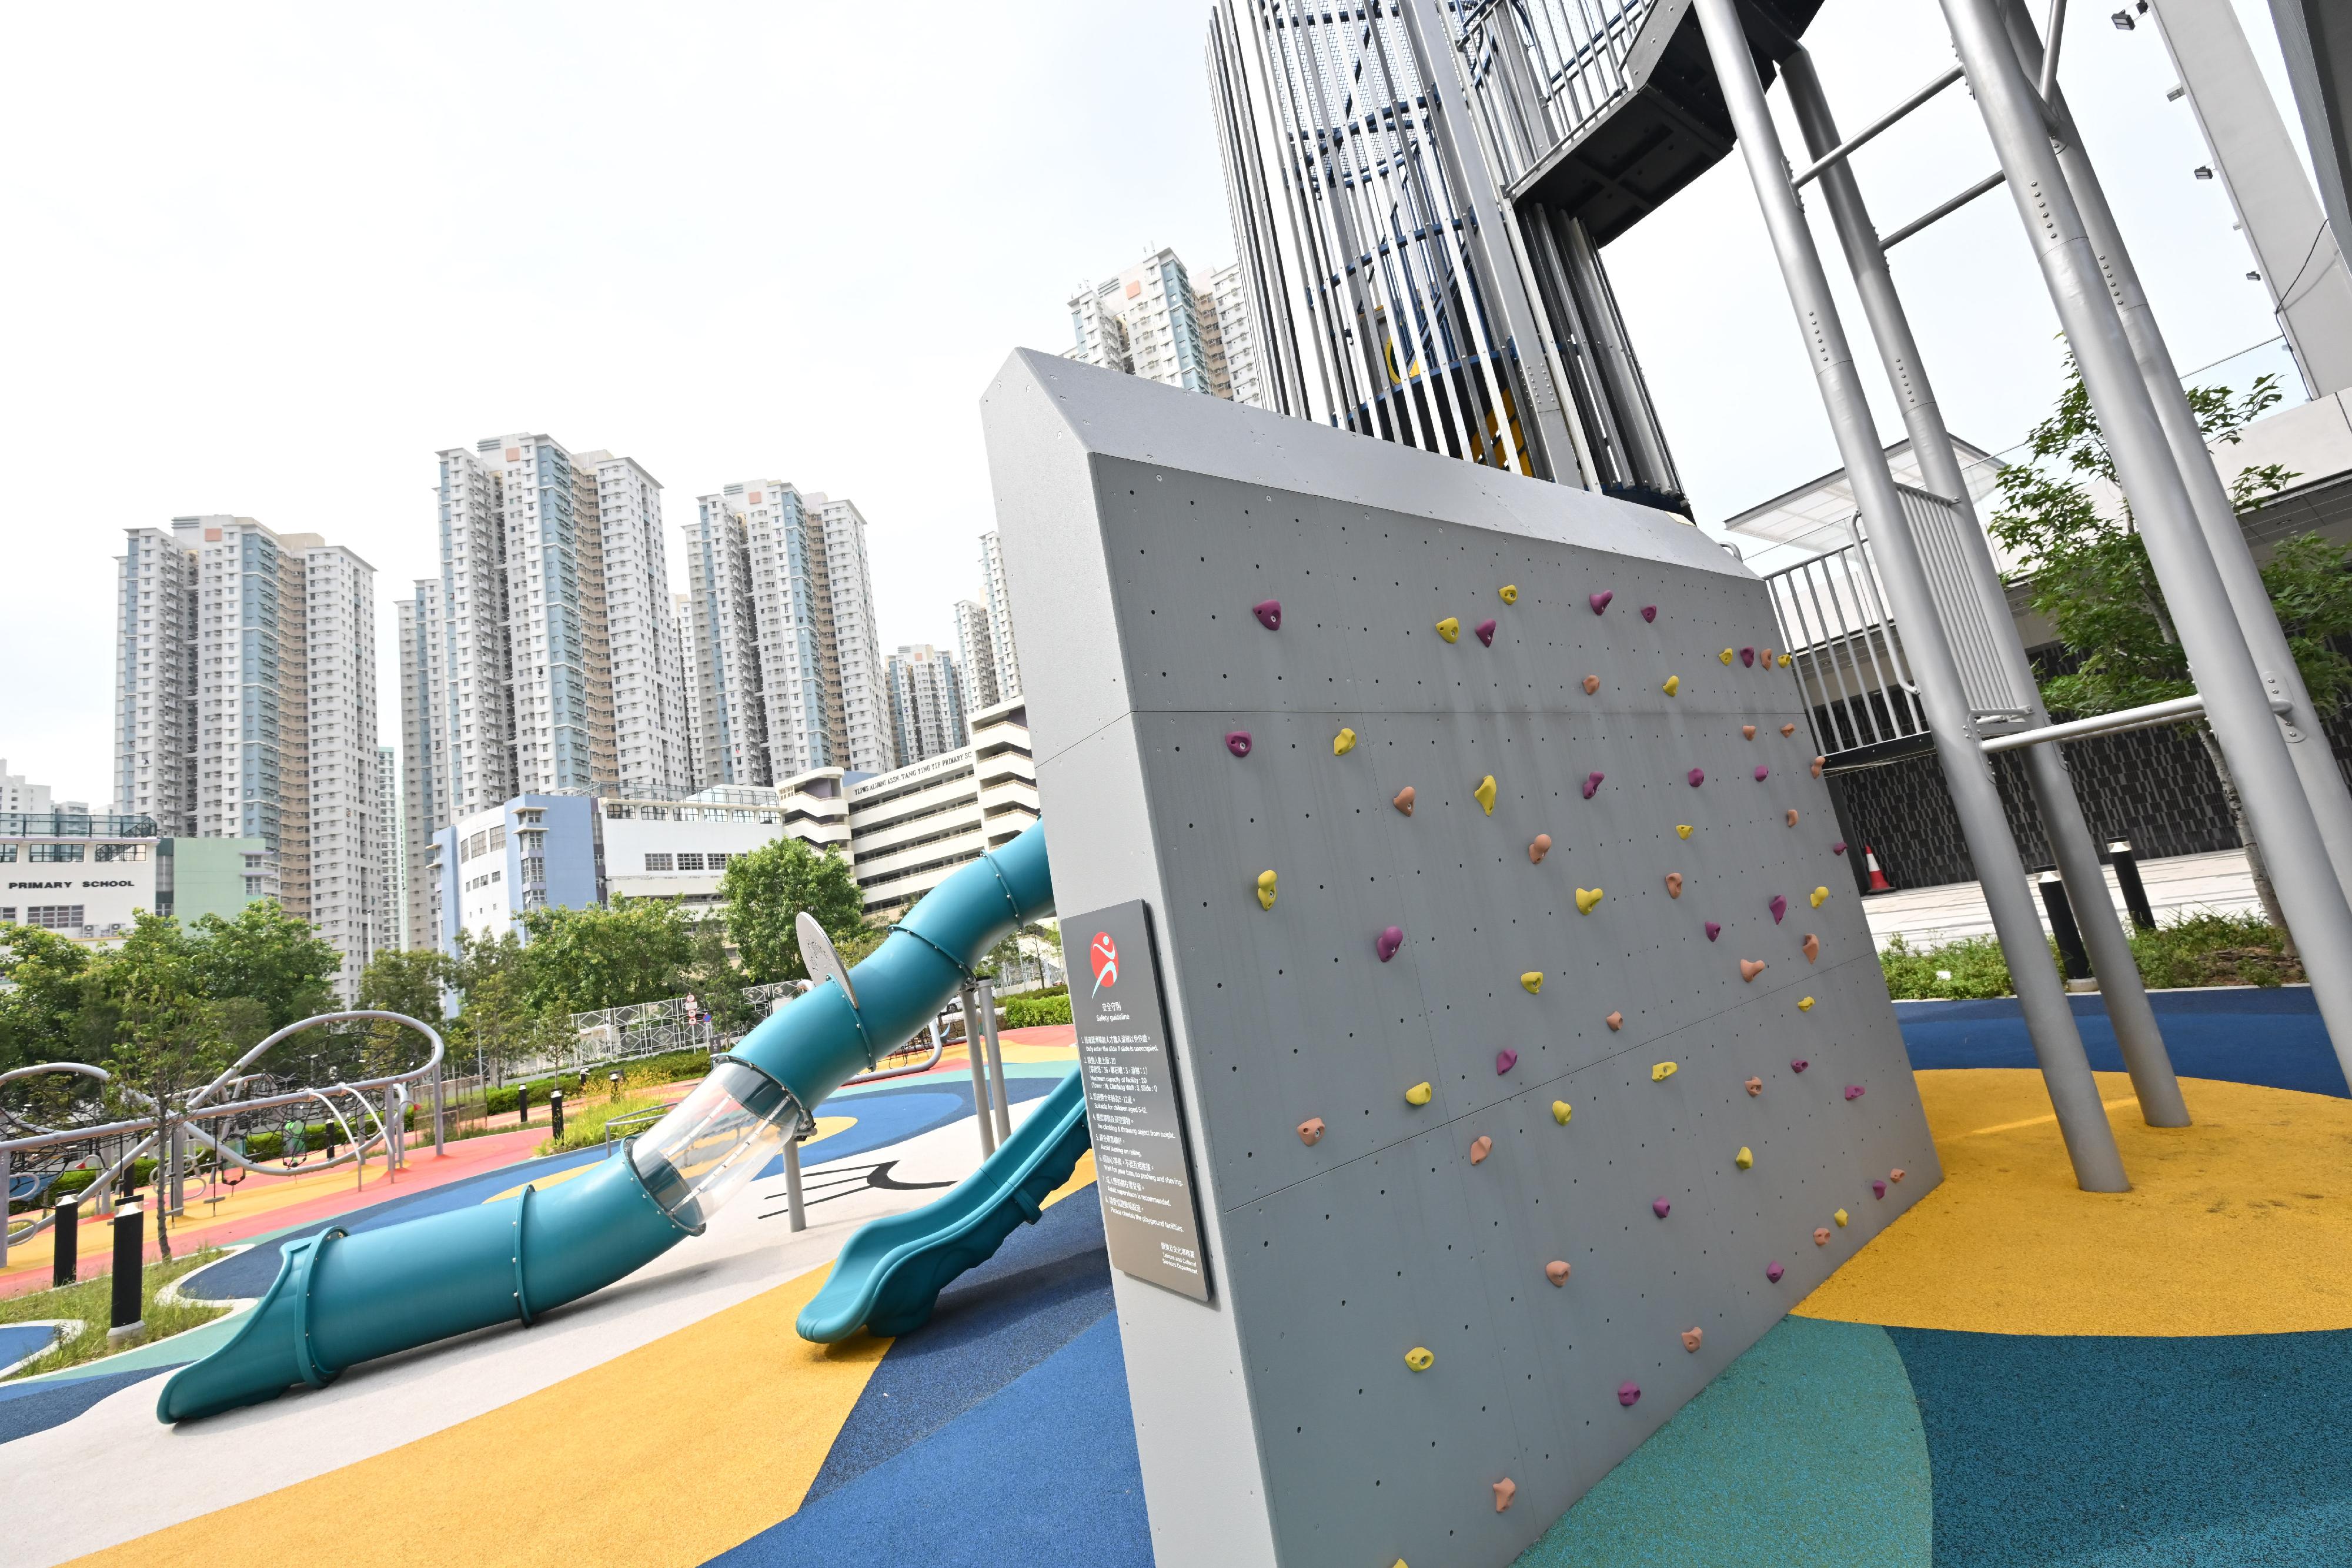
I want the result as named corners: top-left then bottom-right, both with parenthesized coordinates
top-left (109, 1202), bottom-right (144, 1343)
top-left (550, 1090), bottom-right (565, 1143)
top-left (52, 1195), bottom-right (80, 1287)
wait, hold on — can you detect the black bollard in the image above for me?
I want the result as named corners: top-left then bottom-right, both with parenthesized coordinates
top-left (550, 1090), bottom-right (565, 1142)
top-left (52, 1195), bottom-right (80, 1287)
top-left (109, 1202), bottom-right (144, 1341)
top-left (2037, 872), bottom-right (2094, 982)
top-left (2108, 839), bottom-right (2157, 932)
top-left (517, 1084), bottom-right (531, 1128)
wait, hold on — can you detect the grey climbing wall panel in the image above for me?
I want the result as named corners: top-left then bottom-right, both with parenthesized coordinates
top-left (984, 350), bottom-right (1942, 1568)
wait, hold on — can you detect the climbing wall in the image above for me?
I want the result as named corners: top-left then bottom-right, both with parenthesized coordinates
top-left (983, 350), bottom-right (1940, 1568)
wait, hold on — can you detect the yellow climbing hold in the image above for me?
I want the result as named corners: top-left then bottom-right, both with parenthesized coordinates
top-left (1552, 1099), bottom-right (1573, 1125)
top-left (1405, 1081), bottom-right (1434, 1106)
top-left (1663, 675), bottom-right (1681, 696)
top-left (1810, 885), bottom-right (1830, 908)
top-left (1650, 1061), bottom-right (1678, 1082)
top-left (1436, 616), bottom-right (1461, 643)
top-left (1834, 1208), bottom-right (1850, 1228)
top-left (1778, 653), bottom-right (1793, 667)
top-left (1405, 1346), bottom-right (1435, 1372)
top-left (1735, 1145), bottom-right (1754, 1169)
top-left (1720, 647), bottom-right (1735, 665)
top-left (1255, 870), bottom-right (1278, 911)
top-left (1334, 727), bottom-right (1358, 756)
top-left (1575, 886), bottom-right (1604, 915)
top-left (1798, 995), bottom-right (1816, 1012)
top-left (1675, 824), bottom-right (1694, 840)
top-left (1521, 971), bottom-right (1545, 994)
top-left (1499, 584), bottom-right (1519, 604)
top-left (1474, 774), bottom-right (1498, 814)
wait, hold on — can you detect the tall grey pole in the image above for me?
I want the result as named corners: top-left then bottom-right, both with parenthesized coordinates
top-left (977, 979), bottom-right (1013, 1144)
top-left (1, 1146), bottom-right (11, 1268)
top-left (960, 984), bottom-right (997, 1159)
top-left (1942, 0), bottom-right (2352, 1094)
top-left (1694, 0), bottom-right (2129, 1189)
top-left (2003, 0), bottom-right (2352, 897)
top-left (781, 1129), bottom-right (807, 1233)
top-left (1780, 48), bottom-right (2190, 1128)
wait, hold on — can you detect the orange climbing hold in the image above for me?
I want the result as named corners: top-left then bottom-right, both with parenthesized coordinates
top-left (1815, 1227), bottom-right (1832, 1246)
top-left (1745, 1076), bottom-right (1763, 1096)
top-left (1665, 871), bottom-right (1683, 898)
top-left (1743, 724), bottom-right (1757, 740)
top-left (1681, 1327), bottom-right (1704, 1352)
top-left (1493, 1478), bottom-right (1517, 1513)
top-left (1297, 1118), bottom-right (1325, 1146)
top-left (1803, 932), bottom-right (1820, 963)
top-left (1393, 785), bottom-right (1416, 816)
top-left (1583, 674), bottom-right (1601, 695)
top-left (1606, 1010), bottom-right (1623, 1031)
top-left (1782, 723), bottom-right (1797, 737)
top-left (1740, 958), bottom-right (1766, 982)
top-left (1545, 1260), bottom-right (1571, 1286)
top-left (1812, 755), bottom-right (1826, 778)
top-left (1786, 808), bottom-right (1800, 827)
top-left (1529, 833), bottom-right (1552, 865)
top-left (1890, 1167), bottom-right (1907, 1183)
top-left (1470, 1135), bottom-right (1494, 1165)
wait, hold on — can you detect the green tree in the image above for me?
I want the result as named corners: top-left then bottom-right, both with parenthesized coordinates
top-left (721, 840), bottom-right (867, 984)
top-left (1989, 361), bottom-right (2333, 950)
top-left (86, 913), bottom-right (229, 1260)
top-left (686, 915), bottom-right (757, 1038)
top-left (356, 947), bottom-right (448, 1074)
top-left (446, 930), bottom-right (571, 1087)
top-left (0, 923), bottom-right (94, 1076)
top-left (186, 901), bottom-right (340, 1032)
top-left (514, 897), bottom-right (696, 1015)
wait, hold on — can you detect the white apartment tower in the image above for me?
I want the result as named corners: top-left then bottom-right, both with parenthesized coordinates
top-left (376, 745), bottom-right (405, 953)
top-left (1205, 259), bottom-right (1268, 410)
top-left (951, 598), bottom-right (1000, 718)
top-left (111, 516), bottom-right (381, 994)
top-left (886, 644), bottom-right (965, 765)
top-left (682, 482), bottom-right (894, 789)
top-left (1065, 249), bottom-right (1218, 394)
top-left (401, 434), bottom-right (693, 925)
top-left (979, 530), bottom-right (1022, 701)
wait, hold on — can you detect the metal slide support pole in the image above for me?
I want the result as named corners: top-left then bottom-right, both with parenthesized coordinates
top-left (960, 984), bottom-right (997, 1159)
top-left (781, 1129), bottom-right (807, 1233)
top-left (1945, 0), bottom-right (2352, 1095)
top-left (1, 1146), bottom-right (10, 1268)
top-left (1780, 48), bottom-right (2190, 1126)
top-left (978, 979), bottom-right (1013, 1144)
top-left (431, 1061), bottom-right (445, 1156)
top-left (2003, 0), bottom-right (2352, 897)
top-left (1695, 0), bottom-right (2129, 1189)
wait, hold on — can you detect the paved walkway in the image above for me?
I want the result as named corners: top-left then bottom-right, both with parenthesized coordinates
top-left (1862, 847), bottom-right (2263, 951)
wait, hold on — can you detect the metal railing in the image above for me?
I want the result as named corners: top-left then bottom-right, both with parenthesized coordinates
top-left (1453, 0), bottom-right (1654, 193)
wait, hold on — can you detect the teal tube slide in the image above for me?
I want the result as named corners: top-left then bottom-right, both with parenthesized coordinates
top-left (156, 822), bottom-right (1057, 1423)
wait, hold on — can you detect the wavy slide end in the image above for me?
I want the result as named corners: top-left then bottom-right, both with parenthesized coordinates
top-left (797, 1068), bottom-right (1094, 1343)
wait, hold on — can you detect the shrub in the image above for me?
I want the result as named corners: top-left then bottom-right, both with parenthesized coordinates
top-left (2127, 911), bottom-right (2301, 988)
top-left (1878, 932), bottom-right (2030, 999)
top-left (1001, 993), bottom-right (1073, 1028)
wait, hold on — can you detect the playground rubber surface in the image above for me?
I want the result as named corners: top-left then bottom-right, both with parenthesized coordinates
top-left (15, 1004), bottom-right (2352, 1564)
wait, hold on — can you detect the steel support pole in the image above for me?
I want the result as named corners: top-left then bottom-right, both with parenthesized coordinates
top-left (781, 1131), bottom-right (807, 1233)
top-left (960, 984), bottom-right (997, 1159)
top-left (977, 980), bottom-right (1013, 1144)
top-left (1944, 0), bottom-right (2352, 1094)
top-left (1781, 48), bottom-right (2190, 1126)
top-left (1695, 0), bottom-right (2129, 1188)
top-left (1, 1146), bottom-right (10, 1269)
top-left (2003, 0), bottom-right (2352, 897)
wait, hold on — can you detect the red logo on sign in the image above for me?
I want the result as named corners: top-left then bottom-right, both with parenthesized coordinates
top-left (1090, 931), bottom-right (1119, 995)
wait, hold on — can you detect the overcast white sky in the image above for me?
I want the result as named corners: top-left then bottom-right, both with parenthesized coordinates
top-left (0, 1), bottom-right (2312, 806)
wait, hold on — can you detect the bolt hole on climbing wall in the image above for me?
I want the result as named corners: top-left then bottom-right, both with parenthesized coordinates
top-left (984, 353), bottom-right (1937, 1568)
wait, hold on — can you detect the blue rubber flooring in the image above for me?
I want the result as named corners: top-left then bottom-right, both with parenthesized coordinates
top-left (1890, 1326), bottom-right (2352, 1564)
top-left (1896, 987), bottom-right (2348, 1096)
top-left (0, 1365), bottom-right (168, 1443)
top-left (0, 1322), bottom-right (64, 1369)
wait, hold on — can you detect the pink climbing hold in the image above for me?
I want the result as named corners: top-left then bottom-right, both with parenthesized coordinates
top-left (1845, 1084), bottom-right (1865, 1101)
top-left (1873, 1179), bottom-right (1888, 1199)
top-left (1590, 591), bottom-right (1613, 614)
top-left (1688, 767), bottom-right (1705, 787)
top-left (1496, 1048), bottom-right (1519, 1075)
top-left (1619, 1380), bottom-right (1642, 1407)
top-left (1739, 647), bottom-right (1756, 667)
top-left (1790, 1058), bottom-right (1810, 1073)
top-left (1705, 922), bottom-right (1721, 941)
top-left (1225, 731), bottom-right (1252, 758)
top-left (1583, 771), bottom-right (1605, 799)
top-left (1832, 840), bottom-right (1849, 855)
top-left (1769, 894), bottom-right (1788, 924)
top-left (1252, 599), bottom-right (1281, 630)
top-left (1641, 605), bottom-right (1657, 622)
top-left (1652, 1198), bottom-right (1671, 1218)
top-left (1475, 618), bottom-right (1498, 647)
top-left (1766, 1261), bottom-right (1786, 1283)
top-left (1376, 926), bottom-right (1405, 963)
top-left (1753, 764), bottom-right (1770, 782)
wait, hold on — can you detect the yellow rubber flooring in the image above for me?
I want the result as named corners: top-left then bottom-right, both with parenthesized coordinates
top-left (1795, 1069), bottom-right (2352, 1336)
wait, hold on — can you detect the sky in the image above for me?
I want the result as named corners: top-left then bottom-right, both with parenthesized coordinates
top-left (0, 0), bottom-right (2316, 807)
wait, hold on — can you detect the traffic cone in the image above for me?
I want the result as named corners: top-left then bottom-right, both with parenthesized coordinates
top-left (1863, 844), bottom-right (1892, 892)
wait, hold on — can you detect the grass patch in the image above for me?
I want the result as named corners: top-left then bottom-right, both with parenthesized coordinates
top-left (1, 1246), bottom-right (230, 1380)
top-left (1878, 911), bottom-right (2304, 998)
top-left (534, 1096), bottom-right (662, 1156)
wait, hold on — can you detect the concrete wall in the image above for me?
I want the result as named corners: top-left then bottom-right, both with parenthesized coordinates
top-left (984, 351), bottom-right (1940, 1567)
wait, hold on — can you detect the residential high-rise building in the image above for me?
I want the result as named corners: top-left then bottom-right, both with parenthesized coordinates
top-left (395, 581), bottom-right (444, 952)
top-left (376, 745), bottom-right (405, 953)
top-left (673, 592), bottom-right (699, 788)
top-left (0, 761), bottom-right (85, 817)
top-left (979, 531), bottom-right (1022, 701)
top-left (681, 481), bottom-right (894, 791)
top-left (112, 516), bottom-right (380, 994)
top-left (1204, 0), bottom-right (1683, 504)
top-left (1065, 249), bottom-right (1220, 394)
top-left (887, 644), bottom-right (965, 765)
top-left (400, 433), bottom-right (693, 938)
top-left (1204, 259), bottom-right (1268, 410)
top-left (951, 598), bottom-right (1000, 717)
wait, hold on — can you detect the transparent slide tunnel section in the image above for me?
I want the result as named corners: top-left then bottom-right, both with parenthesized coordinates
top-left (631, 1058), bottom-right (806, 1233)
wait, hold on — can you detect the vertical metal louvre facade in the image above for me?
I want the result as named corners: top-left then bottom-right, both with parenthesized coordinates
top-left (1452, 0), bottom-right (1653, 191)
top-left (1208, 0), bottom-right (1545, 476)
